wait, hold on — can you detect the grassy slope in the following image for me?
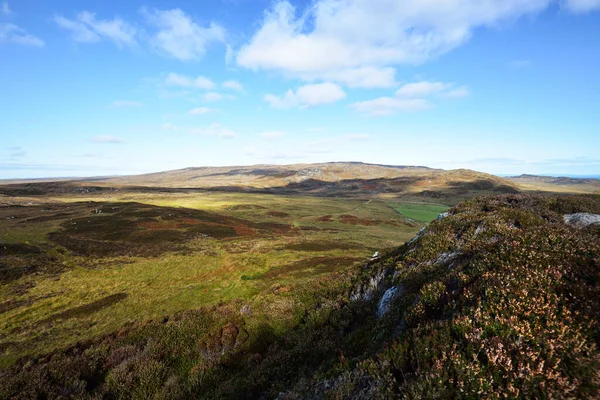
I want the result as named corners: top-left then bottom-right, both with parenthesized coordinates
top-left (390, 202), bottom-right (449, 223)
top-left (1, 194), bottom-right (598, 399)
top-left (0, 192), bottom-right (434, 367)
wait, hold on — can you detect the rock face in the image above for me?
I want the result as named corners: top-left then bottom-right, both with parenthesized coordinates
top-left (350, 268), bottom-right (389, 302)
top-left (437, 212), bottom-right (450, 221)
top-left (377, 286), bottom-right (401, 318)
top-left (563, 213), bottom-right (600, 228)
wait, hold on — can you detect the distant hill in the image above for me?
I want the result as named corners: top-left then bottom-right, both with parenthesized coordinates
top-left (95, 162), bottom-right (521, 202)
top-left (0, 162), bottom-right (522, 204)
top-left (2, 163), bottom-right (598, 203)
top-left (507, 174), bottom-right (600, 194)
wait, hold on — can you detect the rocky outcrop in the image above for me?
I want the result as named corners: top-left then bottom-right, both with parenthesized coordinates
top-left (377, 286), bottom-right (402, 317)
top-left (564, 213), bottom-right (600, 228)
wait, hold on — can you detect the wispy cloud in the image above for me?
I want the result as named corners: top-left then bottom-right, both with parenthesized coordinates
top-left (142, 7), bottom-right (225, 61)
top-left (396, 81), bottom-right (470, 99)
top-left (165, 73), bottom-right (215, 90)
top-left (0, 23), bottom-right (44, 46)
top-left (222, 80), bottom-right (244, 91)
top-left (351, 97), bottom-right (431, 116)
top-left (1, 2), bottom-right (11, 16)
top-left (91, 135), bottom-right (126, 144)
top-left (563, 0), bottom-right (600, 13)
top-left (265, 82), bottom-right (346, 109)
top-left (351, 80), bottom-right (468, 116)
top-left (202, 92), bottom-right (223, 102)
top-left (54, 11), bottom-right (137, 47)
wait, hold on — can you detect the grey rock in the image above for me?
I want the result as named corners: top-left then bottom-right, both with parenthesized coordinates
top-left (350, 268), bottom-right (389, 302)
top-left (433, 251), bottom-right (460, 267)
top-left (407, 226), bottom-right (426, 246)
top-left (437, 212), bottom-right (450, 221)
top-left (377, 285), bottom-right (402, 318)
top-left (563, 213), bottom-right (600, 228)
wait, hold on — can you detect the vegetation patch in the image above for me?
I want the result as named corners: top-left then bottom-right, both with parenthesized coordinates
top-left (282, 240), bottom-right (363, 252)
top-left (267, 211), bottom-right (290, 218)
top-left (339, 214), bottom-right (382, 226)
top-left (0, 243), bottom-right (60, 283)
top-left (47, 202), bottom-right (268, 257)
top-left (39, 293), bottom-right (128, 325)
top-left (263, 256), bottom-right (364, 279)
top-left (392, 202), bottom-right (449, 222)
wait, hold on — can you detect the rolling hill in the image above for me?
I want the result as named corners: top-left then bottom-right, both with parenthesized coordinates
top-left (0, 163), bottom-right (527, 205)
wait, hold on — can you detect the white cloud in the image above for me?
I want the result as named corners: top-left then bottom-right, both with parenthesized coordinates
top-left (54, 11), bottom-right (137, 47)
top-left (165, 73), bottom-right (216, 90)
top-left (396, 81), bottom-right (452, 98)
top-left (265, 82), bottom-right (345, 109)
top-left (2, 2), bottom-right (11, 16)
top-left (237, 0), bottom-right (589, 86)
top-left (110, 100), bottom-right (142, 107)
top-left (191, 123), bottom-right (236, 139)
top-left (223, 80), bottom-right (244, 91)
top-left (142, 8), bottom-right (225, 60)
top-left (260, 131), bottom-right (287, 140)
top-left (188, 106), bottom-right (214, 115)
top-left (563, 0), bottom-right (600, 12)
top-left (91, 135), bottom-right (126, 144)
top-left (296, 82), bottom-right (346, 105)
top-left (203, 92), bottom-right (223, 102)
top-left (264, 90), bottom-right (298, 110)
top-left (396, 81), bottom-right (470, 99)
top-left (302, 66), bottom-right (397, 88)
top-left (0, 23), bottom-right (44, 46)
top-left (351, 97), bottom-right (432, 116)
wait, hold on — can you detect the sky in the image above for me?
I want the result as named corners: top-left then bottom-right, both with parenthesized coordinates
top-left (1, 0), bottom-right (599, 179)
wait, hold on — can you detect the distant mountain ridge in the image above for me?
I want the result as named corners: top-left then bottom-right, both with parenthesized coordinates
top-left (1, 162), bottom-right (598, 201)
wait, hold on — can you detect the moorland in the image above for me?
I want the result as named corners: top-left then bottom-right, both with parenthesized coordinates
top-left (0, 162), bottom-right (599, 398)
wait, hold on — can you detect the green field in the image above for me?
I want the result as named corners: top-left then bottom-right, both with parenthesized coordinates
top-left (0, 190), bottom-right (451, 366)
top-left (390, 202), bottom-right (449, 222)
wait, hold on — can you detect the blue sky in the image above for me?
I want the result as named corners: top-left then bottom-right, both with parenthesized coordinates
top-left (1, 0), bottom-right (599, 179)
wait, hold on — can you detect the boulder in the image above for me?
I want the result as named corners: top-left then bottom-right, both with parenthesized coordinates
top-left (563, 213), bottom-right (600, 228)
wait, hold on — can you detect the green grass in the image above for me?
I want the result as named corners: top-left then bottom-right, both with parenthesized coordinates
top-left (390, 202), bottom-right (449, 222)
top-left (0, 192), bottom-right (428, 366)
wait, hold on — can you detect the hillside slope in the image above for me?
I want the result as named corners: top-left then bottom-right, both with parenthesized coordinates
top-left (1, 194), bottom-right (598, 399)
top-left (0, 163), bottom-right (521, 204)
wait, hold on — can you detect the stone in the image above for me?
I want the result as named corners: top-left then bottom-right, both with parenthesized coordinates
top-left (563, 213), bottom-right (600, 228)
top-left (377, 286), bottom-right (401, 318)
